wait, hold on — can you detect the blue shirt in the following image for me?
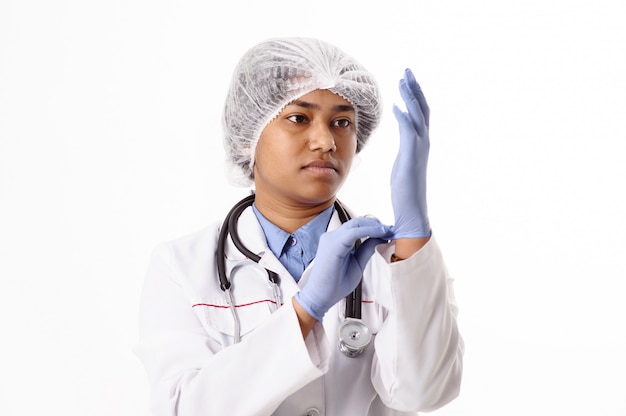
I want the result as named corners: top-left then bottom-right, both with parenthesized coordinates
top-left (252, 203), bottom-right (334, 281)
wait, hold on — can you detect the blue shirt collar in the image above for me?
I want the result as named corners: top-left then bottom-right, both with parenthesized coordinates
top-left (252, 203), bottom-right (335, 263)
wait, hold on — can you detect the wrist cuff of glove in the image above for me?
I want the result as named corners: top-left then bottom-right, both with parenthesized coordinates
top-left (295, 291), bottom-right (326, 322)
top-left (392, 227), bottom-right (432, 239)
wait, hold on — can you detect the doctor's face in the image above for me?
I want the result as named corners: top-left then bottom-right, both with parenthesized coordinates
top-left (253, 89), bottom-right (357, 208)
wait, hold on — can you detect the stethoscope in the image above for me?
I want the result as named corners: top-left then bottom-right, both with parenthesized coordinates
top-left (217, 194), bottom-right (372, 357)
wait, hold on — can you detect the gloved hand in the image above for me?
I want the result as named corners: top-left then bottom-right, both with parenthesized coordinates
top-left (295, 217), bottom-right (392, 322)
top-left (390, 68), bottom-right (432, 239)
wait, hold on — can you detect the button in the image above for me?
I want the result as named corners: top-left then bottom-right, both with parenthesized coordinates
top-left (289, 236), bottom-right (297, 246)
top-left (304, 408), bottom-right (320, 416)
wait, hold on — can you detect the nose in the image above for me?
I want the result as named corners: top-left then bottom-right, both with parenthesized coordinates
top-left (308, 121), bottom-right (336, 152)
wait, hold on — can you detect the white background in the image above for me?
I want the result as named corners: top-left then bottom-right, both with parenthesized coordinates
top-left (1, 0), bottom-right (625, 415)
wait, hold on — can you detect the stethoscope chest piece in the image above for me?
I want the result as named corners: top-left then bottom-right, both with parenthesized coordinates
top-left (338, 318), bottom-right (372, 357)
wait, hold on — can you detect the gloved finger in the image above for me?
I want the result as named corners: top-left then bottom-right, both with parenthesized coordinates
top-left (353, 237), bottom-right (387, 271)
top-left (338, 217), bottom-right (390, 233)
top-left (404, 68), bottom-right (430, 127)
top-left (399, 78), bottom-right (427, 138)
top-left (326, 218), bottom-right (392, 253)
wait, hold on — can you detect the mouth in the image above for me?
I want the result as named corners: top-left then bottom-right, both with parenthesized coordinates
top-left (302, 160), bottom-right (338, 175)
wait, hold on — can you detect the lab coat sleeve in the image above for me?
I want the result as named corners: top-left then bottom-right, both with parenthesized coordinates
top-left (370, 236), bottom-right (464, 412)
top-left (133, 242), bottom-right (330, 416)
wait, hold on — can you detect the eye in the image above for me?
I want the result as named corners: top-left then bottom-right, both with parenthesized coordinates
top-left (332, 118), bottom-right (352, 128)
top-left (286, 114), bottom-right (308, 124)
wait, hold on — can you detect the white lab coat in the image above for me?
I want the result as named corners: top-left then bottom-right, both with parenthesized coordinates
top-left (134, 205), bottom-right (463, 416)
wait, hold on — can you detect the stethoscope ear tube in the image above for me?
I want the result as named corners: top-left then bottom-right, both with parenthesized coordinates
top-left (218, 194), bottom-right (282, 343)
top-left (217, 197), bottom-right (252, 342)
top-left (227, 194), bottom-right (281, 286)
top-left (334, 200), bottom-right (362, 321)
top-left (346, 281), bottom-right (362, 320)
top-left (217, 208), bottom-right (233, 291)
top-left (228, 194), bottom-right (261, 263)
top-left (217, 194), bottom-right (256, 291)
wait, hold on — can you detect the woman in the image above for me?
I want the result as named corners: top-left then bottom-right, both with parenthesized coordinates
top-left (135, 37), bottom-right (463, 415)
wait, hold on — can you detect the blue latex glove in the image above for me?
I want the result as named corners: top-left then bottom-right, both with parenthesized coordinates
top-left (296, 217), bottom-right (392, 322)
top-left (390, 68), bottom-right (432, 239)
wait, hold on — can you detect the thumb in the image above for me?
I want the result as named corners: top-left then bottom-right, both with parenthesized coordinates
top-left (392, 105), bottom-right (418, 159)
top-left (353, 237), bottom-right (387, 271)
top-left (392, 104), bottom-right (412, 135)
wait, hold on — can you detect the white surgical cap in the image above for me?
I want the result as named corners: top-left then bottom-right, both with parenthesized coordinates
top-left (222, 37), bottom-right (382, 186)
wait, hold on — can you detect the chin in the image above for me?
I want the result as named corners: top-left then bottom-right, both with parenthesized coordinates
top-left (297, 185), bottom-right (341, 205)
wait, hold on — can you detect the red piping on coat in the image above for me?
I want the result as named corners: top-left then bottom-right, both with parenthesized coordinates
top-left (192, 299), bottom-right (374, 309)
top-left (192, 299), bottom-right (278, 309)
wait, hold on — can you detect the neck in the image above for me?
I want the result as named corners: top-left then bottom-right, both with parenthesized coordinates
top-left (253, 191), bottom-right (335, 234)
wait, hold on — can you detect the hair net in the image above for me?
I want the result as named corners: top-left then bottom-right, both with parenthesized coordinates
top-left (222, 37), bottom-right (382, 186)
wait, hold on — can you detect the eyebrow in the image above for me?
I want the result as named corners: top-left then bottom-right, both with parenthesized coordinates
top-left (289, 99), bottom-right (355, 113)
